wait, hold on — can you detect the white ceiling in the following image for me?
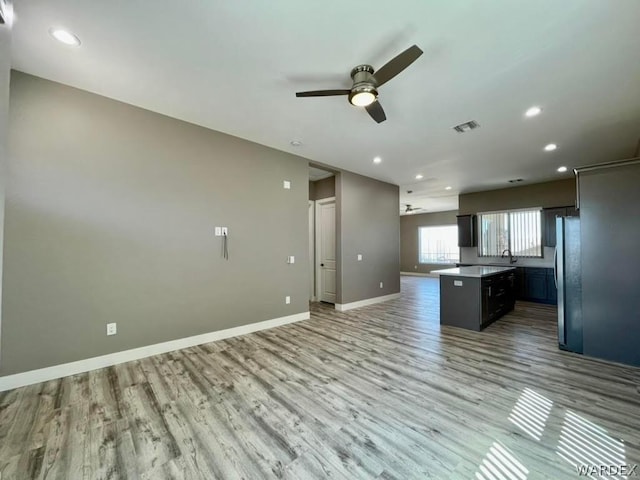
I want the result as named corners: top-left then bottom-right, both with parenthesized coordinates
top-left (10, 1), bottom-right (640, 213)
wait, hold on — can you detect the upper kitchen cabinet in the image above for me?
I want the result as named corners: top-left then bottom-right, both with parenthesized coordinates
top-left (457, 214), bottom-right (477, 247)
top-left (543, 206), bottom-right (579, 247)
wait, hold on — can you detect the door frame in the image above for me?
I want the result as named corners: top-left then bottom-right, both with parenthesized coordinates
top-left (308, 200), bottom-right (316, 301)
top-left (315, 196), bottom-right (336, 302)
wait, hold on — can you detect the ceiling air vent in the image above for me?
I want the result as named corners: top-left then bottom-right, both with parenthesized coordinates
top-left (453, 120), bottom-right (480, 133)
top-left (508, 178), bottom-right (524, 183)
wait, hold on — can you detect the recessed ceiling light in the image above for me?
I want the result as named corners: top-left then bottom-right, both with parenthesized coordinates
top-left (525, 106), bottom-right (542, 117)
top-left (415, 174), bottom-right (423, 180)
top-left (373, 156), bottom-right (382, 164)
top-left (557, 166), bottom-right (568, 173)
top-left (290, 140), bottom-right (302, 147)
top-left (544, 143), bottom-right (558, 152)
top-left (49, 28), bottom-right (81, 46)
top-left (445, 186), bottom-right (452, 190)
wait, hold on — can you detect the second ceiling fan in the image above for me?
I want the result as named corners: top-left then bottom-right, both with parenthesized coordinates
top-left (296, 45), bottom-right (423, 124)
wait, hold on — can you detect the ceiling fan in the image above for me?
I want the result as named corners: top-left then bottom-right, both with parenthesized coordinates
top-left (295, 45), bottom-right (423, 124)
top-left (403, 204), bottom-right (424, 214)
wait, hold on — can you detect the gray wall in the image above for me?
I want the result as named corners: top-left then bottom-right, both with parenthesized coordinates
top-left (310, 176), bottom-right (335, 201)
top-left (1, 72), bottom-right (309, 376)
top-left (336, 171), bottom-right (400, 304)
top-left (400, 210), bottom-right (458, 274)
top-left (0, 13), bottom-right (11, 362)
top-left (579, 162), bottom-right (640, 366)
top-left (459, 179), bottom-right (576, 267)
top-left (458, 179), bottom-right (576, 214)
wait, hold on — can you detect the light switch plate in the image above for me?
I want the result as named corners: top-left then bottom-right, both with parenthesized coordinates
top-left (379, 282), bottom-right (383, 289)
top-left (283, 180), bottom-right (291, 189)
top-left (454, 280), bottom-right (463, 287)
top-left (215, 227), bottom-right (222, 236)
top-left (357, 254), bottom-right (363, 261)
top-left (285, 296), bottom-right (291, 304)
top-left (106, 323), bottom-right (117, 336)
top-left (287, 256), bottom-right (295, 264)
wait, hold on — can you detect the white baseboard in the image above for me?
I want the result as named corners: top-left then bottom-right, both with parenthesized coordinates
top-left (0, 311), bottom-right (310, 392)
top-left (335, 292), bottom-right (401, 312)
top-left (401, 271), bottom-right (438, 277)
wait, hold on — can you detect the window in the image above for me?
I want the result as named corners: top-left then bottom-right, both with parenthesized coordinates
top-left (479, 208), bottom-right (543, 258)
top-left (419, 225), bottom-right (459, 264)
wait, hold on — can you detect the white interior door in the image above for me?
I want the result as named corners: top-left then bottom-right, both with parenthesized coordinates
top-left (316, 198), bottom-right (336, 303)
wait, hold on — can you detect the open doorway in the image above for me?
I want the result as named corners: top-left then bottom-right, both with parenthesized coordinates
top-left (309, 166), bottom-right (336, 304)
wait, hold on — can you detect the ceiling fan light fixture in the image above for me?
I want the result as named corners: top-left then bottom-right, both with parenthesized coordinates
top-left (349, 86), bottom-right (377, 107)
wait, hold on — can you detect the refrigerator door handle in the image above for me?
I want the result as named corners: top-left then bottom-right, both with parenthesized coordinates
top-left (554, 246), bottom-right (558, 289)
top-left (556, 216), bottom-right (566, 346)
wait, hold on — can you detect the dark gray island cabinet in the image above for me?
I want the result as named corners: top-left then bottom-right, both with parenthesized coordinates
top-left (433, 266), bottom-right (516, 331)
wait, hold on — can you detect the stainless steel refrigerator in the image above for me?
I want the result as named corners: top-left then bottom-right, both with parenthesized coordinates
top-left (555, 216), bottom-right (583, 354)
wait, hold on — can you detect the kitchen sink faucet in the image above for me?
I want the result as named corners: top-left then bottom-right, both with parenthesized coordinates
top-left (501, 249), bottom-right (518, 264)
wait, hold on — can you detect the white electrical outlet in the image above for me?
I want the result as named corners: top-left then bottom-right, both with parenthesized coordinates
top-left (287, 256), bottom-right (295, 264)
top-left (379, 282), bottom-right (384, 289)
top-left (357, 254), bottom-right (363, 261)
top-left (221, 227), bottom-right (228, 235)
top-left (283, 180), bottom-right (291, 189)
top-left (285, 296), bottom-right (291, 304)
top-left (106, 323), bottom-right (117, 336)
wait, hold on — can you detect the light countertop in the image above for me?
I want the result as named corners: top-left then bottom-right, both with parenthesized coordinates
top-left (431, 266), bottom-right (516, 278)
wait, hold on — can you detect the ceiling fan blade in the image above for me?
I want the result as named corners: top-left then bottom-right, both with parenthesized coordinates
top-left (296, 89), bottom-right (350, 97)
top-left (373, 45), bottom-right (423, 87)
top-left (365, 100), bottom-right (387, 123)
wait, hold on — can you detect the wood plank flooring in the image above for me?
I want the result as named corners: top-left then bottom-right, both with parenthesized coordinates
top-left (1, 275), bottom-right (639, 479)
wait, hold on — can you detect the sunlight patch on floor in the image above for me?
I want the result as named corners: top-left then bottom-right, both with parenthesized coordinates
top-left (508, 387), bottom-right (553, 441)
top-left (557, 410), bottom-right (627, 479)
top-left (475, 441), bottom-right (529, 480)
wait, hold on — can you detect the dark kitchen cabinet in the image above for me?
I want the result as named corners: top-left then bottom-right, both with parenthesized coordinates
top-left (481, 271), bottom-right (516, 328)
top-left (516, 267), bottom-right (556, 305)
top-left (457, 214), bottom-right (477, 247)
top-left (457, 265), bottom-right (556, 305)
top-left (514, 267), bottom-right (526, 299)
top-left (543, 207), bottom-right (566, 247)
top-left (543, 206), bottom-right (579, 247)
top-left (525, 268), bottom-right (548, 302)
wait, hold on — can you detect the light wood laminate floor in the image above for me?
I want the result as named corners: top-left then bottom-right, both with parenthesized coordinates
top-left (1, 276), bottom-right (639, 479)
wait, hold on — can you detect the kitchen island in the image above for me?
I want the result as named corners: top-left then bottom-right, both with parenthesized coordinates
top-left (432, 266), bottom-right (516, 331)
